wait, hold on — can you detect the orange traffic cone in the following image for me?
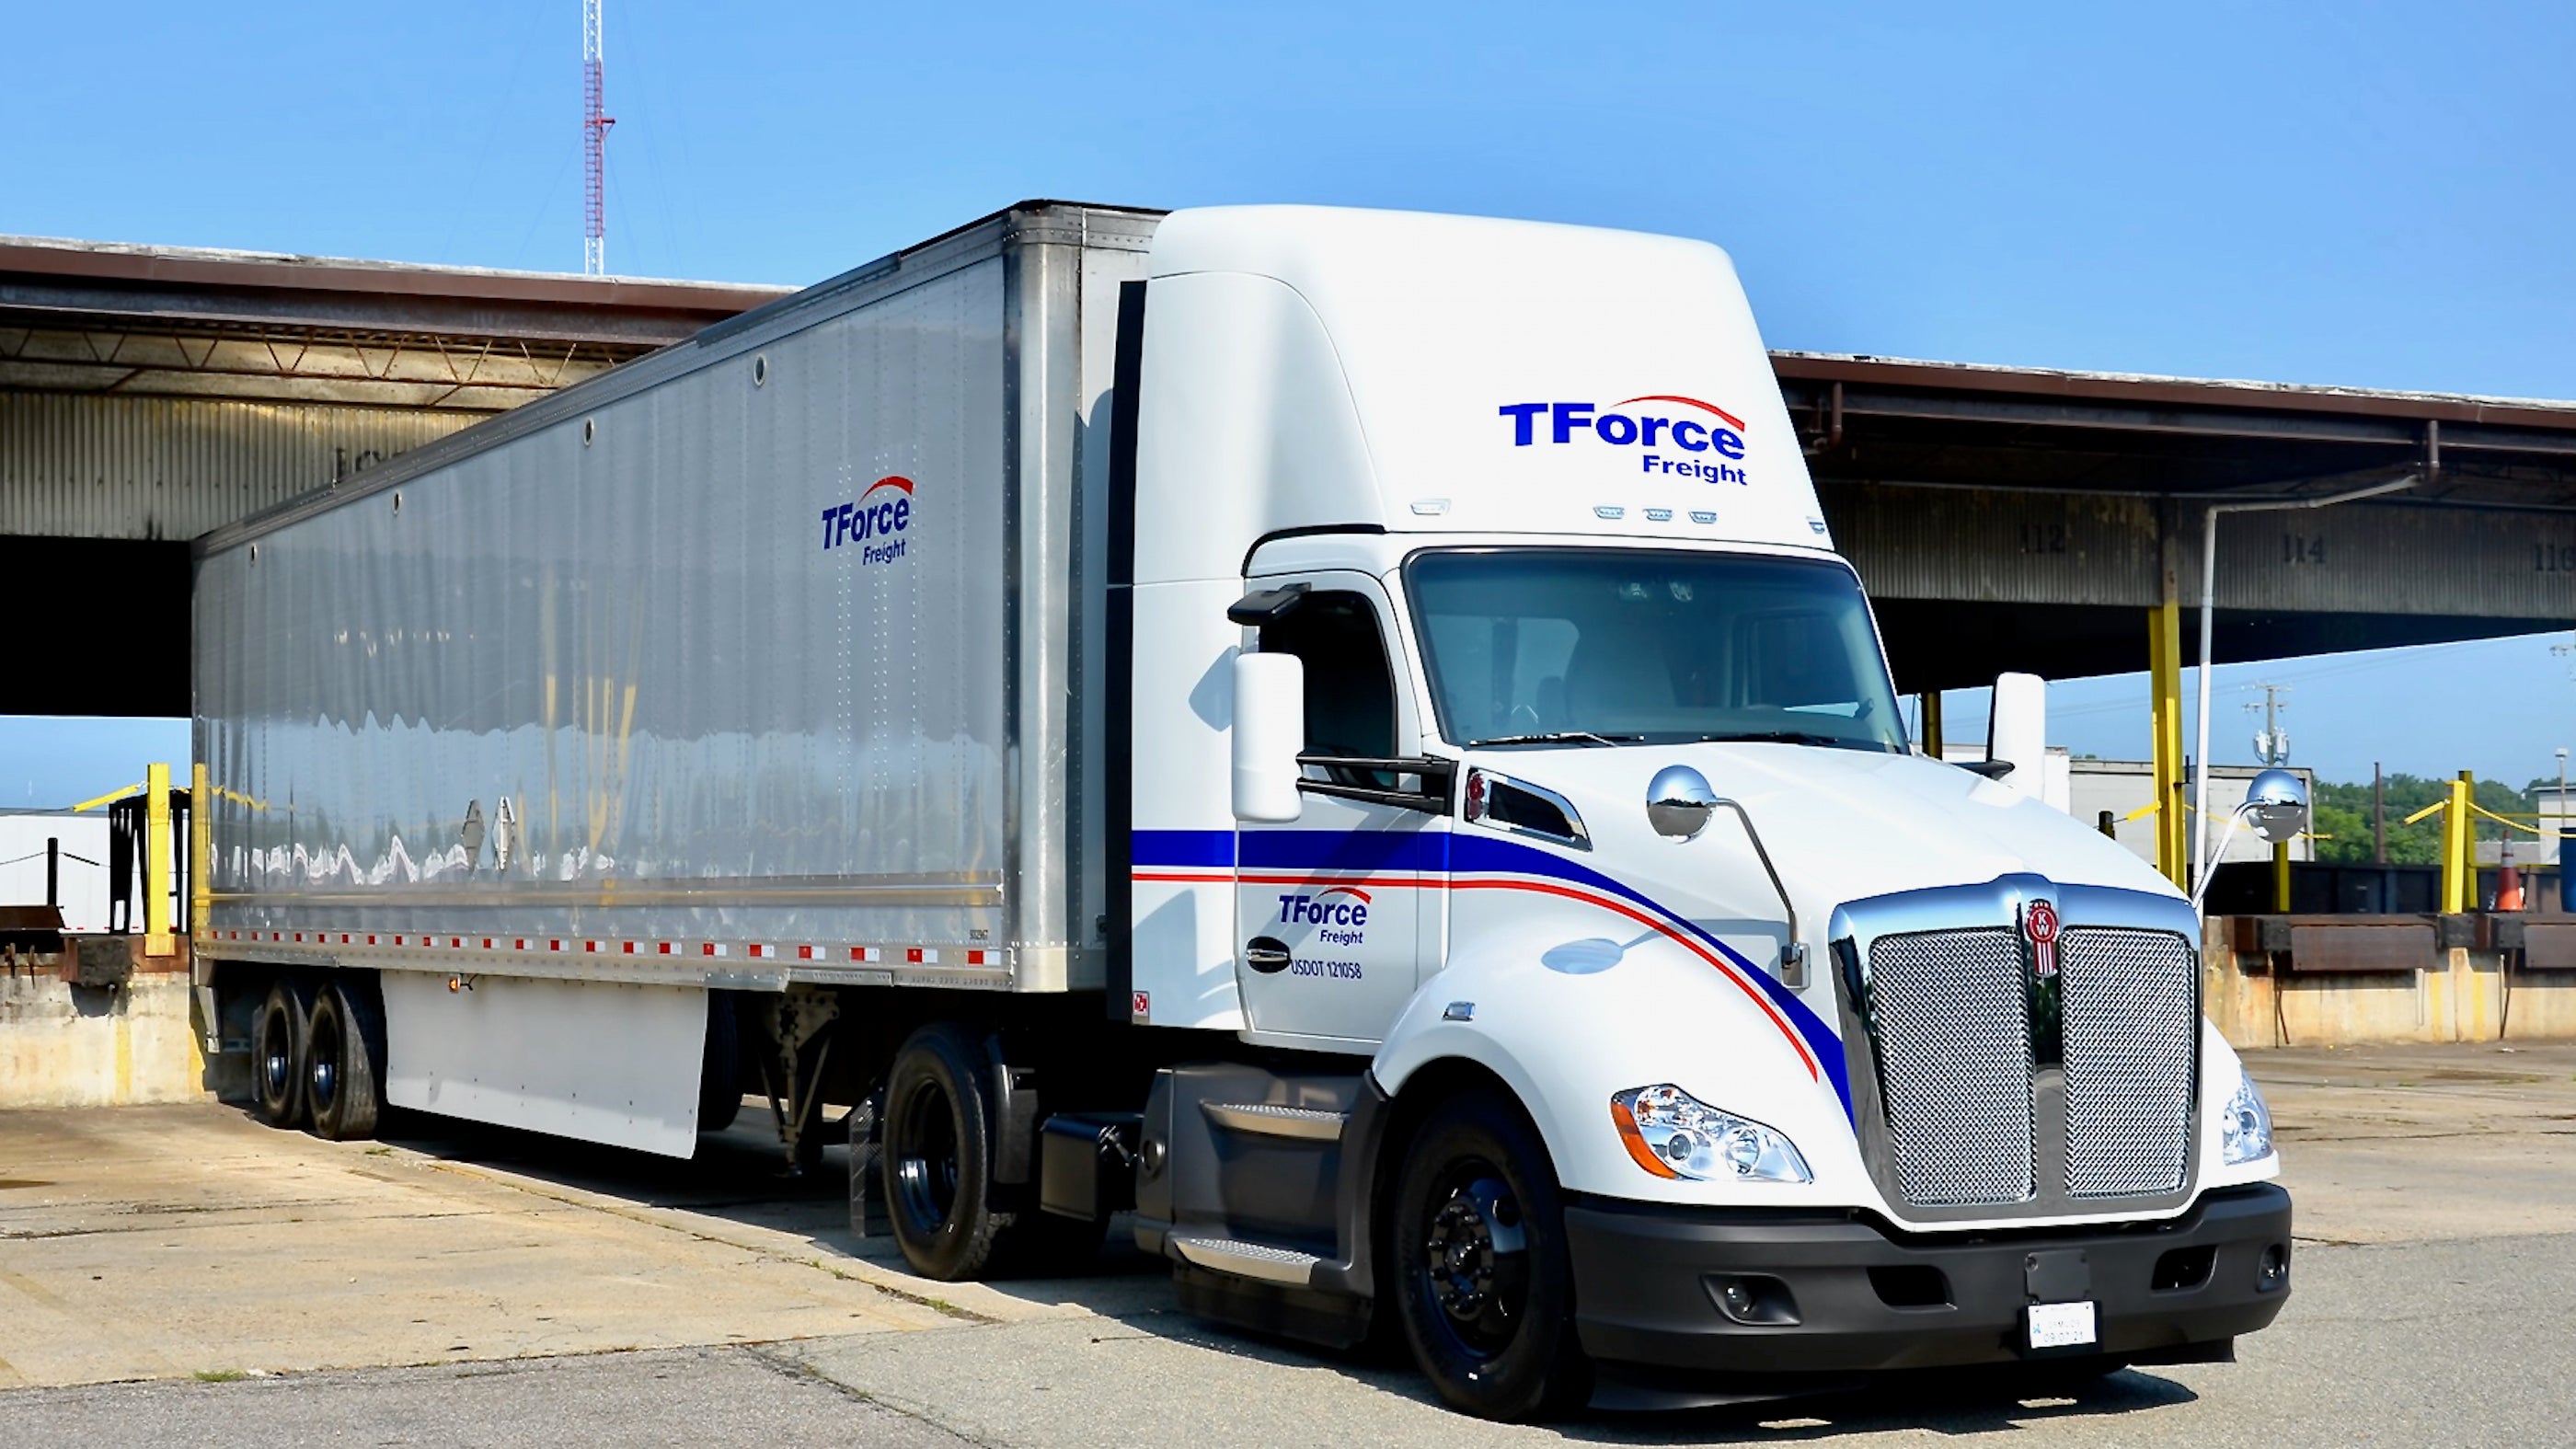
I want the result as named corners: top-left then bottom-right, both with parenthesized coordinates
top-left (2499, 863), bottom-right (2525, 913)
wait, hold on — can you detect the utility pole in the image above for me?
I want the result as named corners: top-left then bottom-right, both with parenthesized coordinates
top-left (2557, 747), bottom-right (2569, 837)
top-left (2374, 760), bottom-right (2386, 864)
top-left (2245, 682), bottom-right (2292, 766)
top-left (582, 0), bottom-right (615, 276)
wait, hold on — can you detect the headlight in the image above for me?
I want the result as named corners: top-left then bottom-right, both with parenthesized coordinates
top-left (1611, 1085), bottom-right (1811, 1184)
top-left (2221, 1074), bottom-right (2275, 1165)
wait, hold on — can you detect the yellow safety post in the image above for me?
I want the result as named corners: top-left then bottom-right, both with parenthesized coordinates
top-left (190, 762), bottom-right (213, 943)
top-left (2441, 771), bottom-right (2474, 914)
top-left (1921, 691), bottom-right (1944, 758)
top-left (144, 762), bottom-right (173, 957)
top-left (2147, 597), bottom-right (2185, 885)
top-left (2272, 839), bottom-right (2291, 913)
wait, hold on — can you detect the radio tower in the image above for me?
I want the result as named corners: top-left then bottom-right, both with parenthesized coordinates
top-left (581, 0), bottom-right (614, 275)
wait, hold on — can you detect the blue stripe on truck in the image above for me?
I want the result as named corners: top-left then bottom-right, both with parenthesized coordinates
top-left (1131, 826), bottom-right (1853, 1121)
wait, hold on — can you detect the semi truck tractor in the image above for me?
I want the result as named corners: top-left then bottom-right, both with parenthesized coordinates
top-left (192, 201), bottom-right (2290, 1418)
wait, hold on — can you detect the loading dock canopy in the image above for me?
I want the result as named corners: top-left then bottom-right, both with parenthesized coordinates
top-left (5, 221), bottom-right (2576, 712)
top-left (1780, 352), bottom-right (2576, 690)
top-left (0, 234), bottom-right (793, 411)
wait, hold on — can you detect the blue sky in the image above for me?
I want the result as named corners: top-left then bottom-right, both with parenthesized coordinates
top-left (5, 2), bottom-right (2573, 802)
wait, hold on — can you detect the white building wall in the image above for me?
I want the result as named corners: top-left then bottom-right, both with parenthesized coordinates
top-left (0, 812), bottom-right (117, 932)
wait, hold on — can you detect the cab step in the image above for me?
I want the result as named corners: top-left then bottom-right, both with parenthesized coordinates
top-left (1167, 1232), bottom-right (1323, 1285)
top-left (1199, 1101), bottom-right (1347, 1141)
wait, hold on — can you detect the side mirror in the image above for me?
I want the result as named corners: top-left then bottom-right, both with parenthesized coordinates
top-left (1231, 652), bottom-right (1306, 823)
top-left (1988, 672), bottom-right (2047, 799)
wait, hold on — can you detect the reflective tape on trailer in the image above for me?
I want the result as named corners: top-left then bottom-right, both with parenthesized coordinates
top-left (206, 928), bottom-right (1005, 975)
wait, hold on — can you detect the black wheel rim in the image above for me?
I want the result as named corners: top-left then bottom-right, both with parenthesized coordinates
top-left (1418, 1159), bottom-right (1530, 1359)
top-left (259, 1006), bottom-right (293, 1107)
top-left (891, 1079), bottom-right (961, 1233)
top-left (307, 1006), bottom-right (339, 1116)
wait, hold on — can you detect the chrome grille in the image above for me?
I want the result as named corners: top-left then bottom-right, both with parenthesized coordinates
top-left (1866, 927), bottom-right (2033, 1206)
top-left (2059, 926), bottom-right (2197, 1197)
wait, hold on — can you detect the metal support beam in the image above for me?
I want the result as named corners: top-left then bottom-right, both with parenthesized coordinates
top-left (2149, 600), bottom-right (2186, 884)
top-left (190, 762), bottom-right (211, 943)
top-left (143, 762), bottom-right (172, 956)
top-left (2149, 512), bottom-right (2188, 885)
top-left (2444, 773), bottom-right (2475, 915)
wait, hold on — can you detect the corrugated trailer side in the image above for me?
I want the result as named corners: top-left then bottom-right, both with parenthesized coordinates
top-left (192, 204), bottom-right (1158, 1156)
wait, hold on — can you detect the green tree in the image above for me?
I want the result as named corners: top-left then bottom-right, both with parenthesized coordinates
top-left (2306, 772), bottom-right (2536, 866)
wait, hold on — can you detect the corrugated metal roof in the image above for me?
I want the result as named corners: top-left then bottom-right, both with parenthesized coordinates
top-left (0, 392), bottom-right (470, 540)
top-left (1775, 351), bottom-right (2576, 430)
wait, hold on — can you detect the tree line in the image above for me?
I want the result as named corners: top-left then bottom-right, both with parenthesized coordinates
top-left (2308, 772), bottom-right (2565, 866)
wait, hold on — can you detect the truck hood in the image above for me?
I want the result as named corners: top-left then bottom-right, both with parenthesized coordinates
top-left (1473, 742), bottom-right (2179, 930)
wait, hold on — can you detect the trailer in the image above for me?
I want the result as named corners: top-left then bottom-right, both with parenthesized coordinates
top-left (194, 201), bottom-right (2292, 1419)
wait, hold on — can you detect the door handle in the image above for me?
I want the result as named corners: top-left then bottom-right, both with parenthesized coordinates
top-left (1244, 937), bottom-right (1292, 974)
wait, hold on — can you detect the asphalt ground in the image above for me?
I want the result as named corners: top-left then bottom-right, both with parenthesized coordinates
top-left (3, 1041), bottom-right (2573, 1447)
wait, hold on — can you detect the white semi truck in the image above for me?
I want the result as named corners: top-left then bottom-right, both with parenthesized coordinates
top-left (193, 201), bottom-right (2290, 1418)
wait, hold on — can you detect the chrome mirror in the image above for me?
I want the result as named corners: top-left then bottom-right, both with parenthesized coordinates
top-left (1646, 765), bottom-right (1718, 842)
top-left (2246, 767), bottom-right (2308, 846)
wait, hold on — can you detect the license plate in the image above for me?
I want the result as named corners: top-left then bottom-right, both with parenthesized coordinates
top-left (2026, 1301), bottom-right (2098, 1351)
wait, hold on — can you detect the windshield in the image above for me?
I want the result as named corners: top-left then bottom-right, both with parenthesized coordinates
top-left (1405, 548), bottom-right (1908, 753)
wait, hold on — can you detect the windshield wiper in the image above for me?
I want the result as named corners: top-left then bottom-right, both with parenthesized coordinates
top-left (1466, 730), bottom-right (1644, 748)
top-left (1695, 730), bottom-right (1894, 752)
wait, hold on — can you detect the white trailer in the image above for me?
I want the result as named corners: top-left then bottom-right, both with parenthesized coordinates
top-left (193, 201), bottom-right (2290, 1419)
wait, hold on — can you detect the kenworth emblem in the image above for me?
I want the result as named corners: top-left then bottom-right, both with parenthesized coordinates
top-left (2025, 898), bottom-right (2061, 978)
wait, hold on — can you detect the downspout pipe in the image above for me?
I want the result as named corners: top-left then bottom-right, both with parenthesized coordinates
top-left (2191, 475), bottom-right (2420, 885)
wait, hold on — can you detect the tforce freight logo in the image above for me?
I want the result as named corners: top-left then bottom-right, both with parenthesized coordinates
top-left (1278, 886), bottom-right (1370, 947)
top-left (819, 475), bottom-right (914, 567)
top-left (1498, 397), bottom-right (1752, 487)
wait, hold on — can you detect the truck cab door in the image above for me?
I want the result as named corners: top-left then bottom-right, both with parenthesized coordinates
top-left (1234, 578), bottom-right (1444, 1046)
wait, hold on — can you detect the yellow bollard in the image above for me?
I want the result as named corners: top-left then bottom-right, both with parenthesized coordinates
top-left (144, 762), bottom-right (173, 956)
top-left (2441, 772), bottom-right (2474, 914)
top-left (2272, 839), bottom-right (2291, 914)
top-left (2147, 598), bottom-right (2185, 886)
top-left (190, 762), bottom-right (213, 943)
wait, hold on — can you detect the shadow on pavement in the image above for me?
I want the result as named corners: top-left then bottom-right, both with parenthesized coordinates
top-left (357, 1103), bottom-right (2200, 1437)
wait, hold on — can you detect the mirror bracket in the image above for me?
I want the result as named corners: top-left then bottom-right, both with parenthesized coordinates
top-left (1227, 582), bottom-right (1310, 626)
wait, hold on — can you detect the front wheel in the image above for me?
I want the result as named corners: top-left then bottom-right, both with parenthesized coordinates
top-left (1390, 1090), bottom-right (1591, 1420)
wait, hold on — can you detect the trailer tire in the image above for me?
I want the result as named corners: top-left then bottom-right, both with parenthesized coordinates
top-left (880, 1023), bottom-right (1011, 1281)
top-left (250, 978), bottom-right (313, 1129)
top-left (1390, 1090), bottom-right (1591, 1420)
top-left (305, 980), bottom-right (385, 1142)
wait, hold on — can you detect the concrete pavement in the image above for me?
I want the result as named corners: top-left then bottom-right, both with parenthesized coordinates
top-left (2, 1042), bottom-right (2571, 1445)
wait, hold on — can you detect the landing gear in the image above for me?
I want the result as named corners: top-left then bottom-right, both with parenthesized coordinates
top-left (1392, 1091), bottom-right (1591, 1420)
top-left (753, 985), bottom-right (839, 1175)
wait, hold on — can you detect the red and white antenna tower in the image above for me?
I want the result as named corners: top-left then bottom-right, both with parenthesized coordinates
top-left (581, 0), bottom-right (614, 275)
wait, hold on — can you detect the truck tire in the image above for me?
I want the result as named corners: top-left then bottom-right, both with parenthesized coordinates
top-left (880, 1023), bottom-right (1012, 1281)
top-left (1390, 1090), bottom-right (1592, 1420)
top-left (305, 980), bottom-right (385, 1141)
top-left (250, 978), bottom-right (313, 1129)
